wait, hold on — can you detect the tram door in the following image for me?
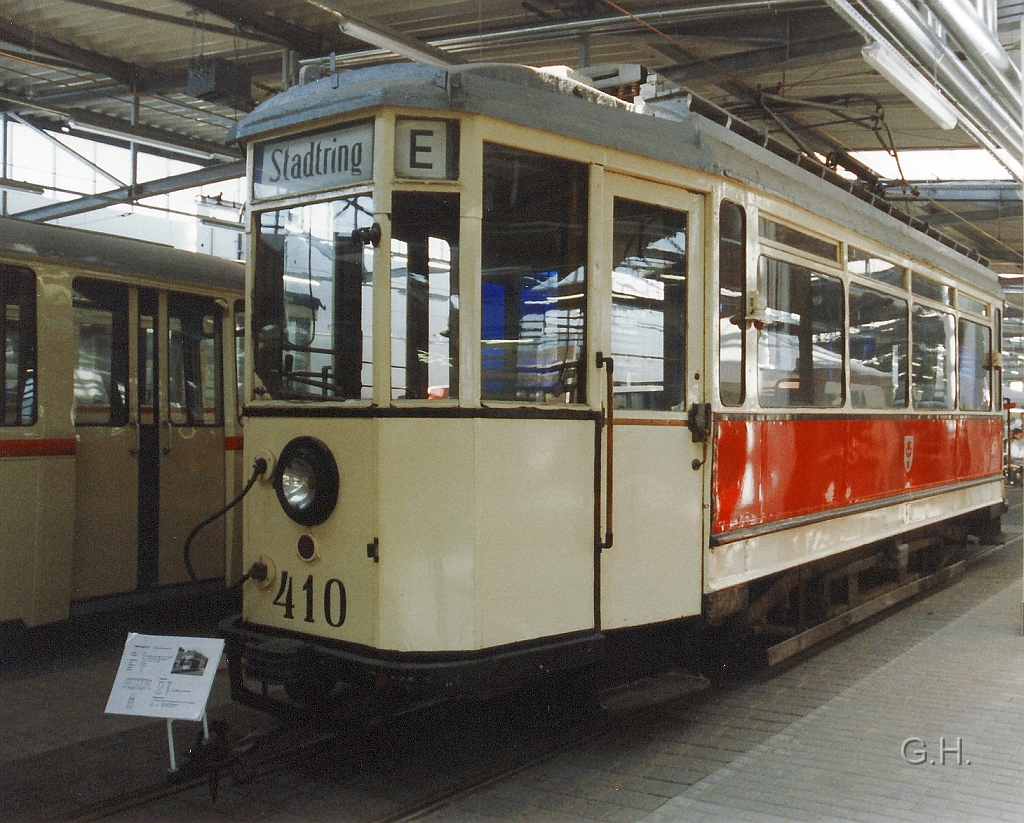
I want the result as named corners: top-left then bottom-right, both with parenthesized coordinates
top-left (71, 279), bottom-right (136, 599)
top-left (159, 293), bottom-right (226, 584)
top-left (598, 177), bottom-right (706, 630)
top-left (72, 283), bottom-right (226, 601)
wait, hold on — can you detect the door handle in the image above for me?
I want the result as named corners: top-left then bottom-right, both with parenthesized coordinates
top-left (687, 402), bottom-right (712, 443)
top-left (687, 402), bottom-right (712, 470)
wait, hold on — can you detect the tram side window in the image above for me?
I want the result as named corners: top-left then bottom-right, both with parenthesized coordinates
top-left (849, 284), bottom-right (908, 409)
top-left (2, 265), bottom-right (36, 427)
top-left (390, 192), bottom-right (460, 400)
top-left (959, 318), bottom-right (991, 411)
top-left (911, 304), bottom-right (956, 409)
top-left (168, 295), bottom-right (223, 426)
top-left (481, 144), bottom-right (588, 403)
top-left (757, 257), bottom-right (844, 408)
top-left (253, 195), bottom-right (374, 401)
top-left (72, 278), bottom-right (128, 427)
top-left (610, 198), bottom-right (687, 411)
top-left (719, 201), bottom-right (746, 406)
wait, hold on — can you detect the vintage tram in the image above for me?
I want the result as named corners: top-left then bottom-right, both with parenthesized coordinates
top-left (221, 63), bottom-right (1005, 714)
top-left (0, 217), bottom-right (245, 628)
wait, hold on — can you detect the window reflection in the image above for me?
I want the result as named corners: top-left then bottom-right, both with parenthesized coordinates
top-left (390, 192), bottom-right (459, 400)
top-left (719, 201), bottom-right (746, 406)
top-left (757, 257), bottom-right (844, 408)
top-left (2, 266), bottom-right (36, 427)
top-left (481, 144), bottom-right (588, 403)
top-left (610, 198), bottom-right (687, 411)
top-left (168, 295), bottom-right (222, 426)
top-left (72, 278), bottom-right (128, 427)
top-left (849, 284), bottom-right (908, 409)
top-left (959, 318), bottom-right (990, 411)
top-left (253, 196), bottom-right (374, 400)
top-left (911, 304), bottom-right (956, 409)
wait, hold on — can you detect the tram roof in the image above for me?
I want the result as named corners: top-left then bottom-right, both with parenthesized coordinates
top-left (231, 62), bottom-right (1002, 301)
top-left (0, 216), bottom-right (244, 293)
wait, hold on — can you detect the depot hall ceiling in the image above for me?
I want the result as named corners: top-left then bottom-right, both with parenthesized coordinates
top-left (0, 0), bottom-right (1021, 273)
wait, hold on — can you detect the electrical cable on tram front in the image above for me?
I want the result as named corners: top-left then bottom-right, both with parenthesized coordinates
top-left (182, 457), bottom-right (268, 584)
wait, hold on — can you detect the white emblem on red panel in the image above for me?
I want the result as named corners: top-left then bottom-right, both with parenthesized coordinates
top-left (904, 435), bottom-right (914, 472)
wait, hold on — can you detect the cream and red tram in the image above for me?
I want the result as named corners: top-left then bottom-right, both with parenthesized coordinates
top-left (0, 218), bottom-right (245, 629)
top-left (222, 63), bottom-right (1004, 713)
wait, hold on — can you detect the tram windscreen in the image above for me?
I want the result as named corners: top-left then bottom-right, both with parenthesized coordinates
top-left (390, 192), bottom-right (460, 401)
top-left (253, 195), bottom-right (374, 400)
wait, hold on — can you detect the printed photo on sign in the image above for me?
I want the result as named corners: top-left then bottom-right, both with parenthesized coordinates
top-left (171, 647), bottom-right (209, 676)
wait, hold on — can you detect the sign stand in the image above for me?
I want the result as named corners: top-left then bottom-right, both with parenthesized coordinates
top-left (166, 711), bottom-right (211, 774)
top-left (105, 633), bottom-right (225, 774)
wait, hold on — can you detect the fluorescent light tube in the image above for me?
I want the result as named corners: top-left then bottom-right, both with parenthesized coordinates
top-left (862, 42), bottom-right (959, 130)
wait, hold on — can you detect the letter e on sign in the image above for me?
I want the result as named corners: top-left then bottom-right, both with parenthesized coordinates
top-left (396, 119), bottom-right (449, 179)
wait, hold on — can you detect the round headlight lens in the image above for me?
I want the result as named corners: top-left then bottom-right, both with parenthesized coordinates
top-left (280, 455), bottom-right (316, 511)
top-left (274, 437), bottom-right (339, 526)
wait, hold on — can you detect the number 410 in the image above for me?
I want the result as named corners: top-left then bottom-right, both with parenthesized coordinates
top-left (272, 571), bottom-right (347, 627)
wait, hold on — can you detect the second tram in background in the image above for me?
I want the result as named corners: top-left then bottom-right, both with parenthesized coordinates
top-left (221, 62), bottom-right (1005, 715)
top-left (1, 218), bottom-right (245, 629)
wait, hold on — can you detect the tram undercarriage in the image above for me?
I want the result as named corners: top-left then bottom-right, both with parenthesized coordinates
top-left (704, 503), bottom-right (1004, 667)
top-left (223, 503), bottom-right (1004, 721)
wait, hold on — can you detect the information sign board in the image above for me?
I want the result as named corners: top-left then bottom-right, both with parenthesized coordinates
top-left (105, 633), bottom-right (224, 722)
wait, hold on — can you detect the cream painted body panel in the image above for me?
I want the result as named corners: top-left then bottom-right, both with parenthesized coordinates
top-left (72, 426), bottom-right (138, 599)
top-left (706, 480), bottom-right (1004, 591)
top-left (159, 427), bottom-right (226, 584)
top-left (244, 415), bottom-right (594, 652)
top-left (0, 456), bottom-right (75, 625)
top-left (472, 418), bottom-right (593, 649)
top-left (601, 422), bottom-right (703, 628)
top-left (378, 418), bottom-right (476, 651)
top-left (243, 416), bottom-right (379, 647)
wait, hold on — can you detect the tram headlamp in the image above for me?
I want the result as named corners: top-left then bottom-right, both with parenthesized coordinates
top-left (274, 437), bottom-right (339, 527)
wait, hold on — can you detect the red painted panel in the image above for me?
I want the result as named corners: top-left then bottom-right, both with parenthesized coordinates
top-left (224, 435), bottom-right (244, 451)
top-left (957, 417), bottom-right (1002, 479)
top-left (713, 419), bottom-right (761, 531)
top-left (846, 417), bottom-right (903, 501)
top-left (712, 415), bottom-right (1002, 535)
top-left (0, 438), bottom-right (77, 458)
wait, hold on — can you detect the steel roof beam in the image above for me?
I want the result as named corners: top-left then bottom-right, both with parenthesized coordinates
top-left (58, 0), bottom-right (243, 39)
top-left (0, 16), bottom-right (143, 89)
top-left (11, 160), bottom-right (245, 222)
top-left (0, 89), bottom-right (242, 161)
top-left (182, 0), bottom-right (347, 56)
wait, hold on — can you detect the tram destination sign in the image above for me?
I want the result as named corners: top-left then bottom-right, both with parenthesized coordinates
top-left (253, 121), bottom-right (374, 200)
